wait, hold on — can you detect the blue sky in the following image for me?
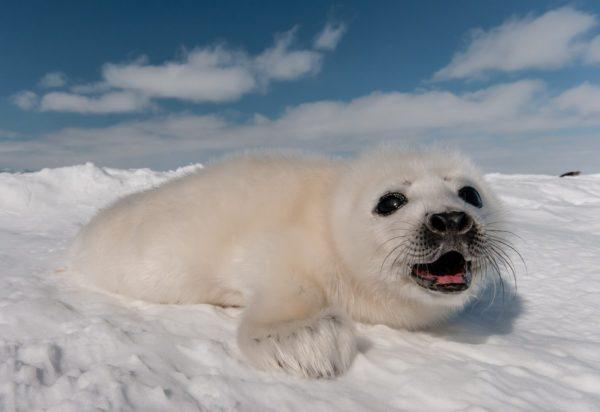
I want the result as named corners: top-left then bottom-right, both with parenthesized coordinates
top-left (2, 0), bottom-right (600, 173)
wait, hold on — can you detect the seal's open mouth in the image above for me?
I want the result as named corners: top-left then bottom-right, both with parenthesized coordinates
top-left (411, 251), bottom-right (472, 293)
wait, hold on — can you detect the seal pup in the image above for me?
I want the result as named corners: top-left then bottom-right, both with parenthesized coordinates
top-left (69, 147), bottom-right (511, 378)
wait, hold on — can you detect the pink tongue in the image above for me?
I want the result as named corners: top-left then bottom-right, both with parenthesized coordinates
top-left (415, 269), bottom-right (466, 284)
top-left (435, 273), bottom-right (465, 285)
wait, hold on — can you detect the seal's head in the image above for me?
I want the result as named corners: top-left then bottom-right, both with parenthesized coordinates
top-left (332, 147), bottom-right (511, 324)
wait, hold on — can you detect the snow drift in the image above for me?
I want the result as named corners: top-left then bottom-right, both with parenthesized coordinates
top-left (1, 164), bottom-right (599, 411)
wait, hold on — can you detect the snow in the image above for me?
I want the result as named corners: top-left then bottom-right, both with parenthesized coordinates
top-left (1, 163), bottom-right (600, 411)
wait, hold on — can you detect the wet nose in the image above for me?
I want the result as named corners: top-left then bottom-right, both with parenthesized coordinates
top-left (427, 211), bottom-right (473, 234)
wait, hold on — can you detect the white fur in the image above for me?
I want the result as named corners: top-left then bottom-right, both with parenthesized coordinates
top-left (69, 148), bottom-right (503, 378)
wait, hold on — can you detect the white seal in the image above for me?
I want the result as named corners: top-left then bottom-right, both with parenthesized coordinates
top-left (69, 147), bottom-right (510, 378)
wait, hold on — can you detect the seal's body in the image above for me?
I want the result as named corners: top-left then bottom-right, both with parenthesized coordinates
top-left (70, 148), bottom-right (507, 378)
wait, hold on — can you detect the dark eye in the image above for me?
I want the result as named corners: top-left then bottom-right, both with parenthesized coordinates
top-left (458, 186), bottom-right (483, 208)
top-left (374, 192), bottom-right (407, 216)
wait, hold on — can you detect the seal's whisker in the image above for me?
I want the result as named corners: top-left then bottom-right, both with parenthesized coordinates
top-left (379, 239), bottom-right (414, 275)
top-left (485, 242), bottom-right (518, 292)
top-left (375, 235), bottom-right (411, 253)
top-left (484, 246), bottom-right (514, 304)
top-left (482, 253), bottom-right (505, 310)
top-left (484, 257), bottom-right (498, 313)
top-left (485, 234), bottom-right (527, 272)
top-left (485, 228), bottom-right (524, 241)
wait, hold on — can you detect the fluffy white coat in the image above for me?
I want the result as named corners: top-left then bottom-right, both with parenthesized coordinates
top-left (69, 148), bottom-right (502, 378)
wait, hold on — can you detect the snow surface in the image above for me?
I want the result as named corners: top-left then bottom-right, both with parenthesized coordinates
top-left (1, 163), bottom-right (600, 411)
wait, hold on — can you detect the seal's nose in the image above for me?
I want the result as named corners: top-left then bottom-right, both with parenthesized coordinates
top-left (427, 211), bottom-right (472, 235)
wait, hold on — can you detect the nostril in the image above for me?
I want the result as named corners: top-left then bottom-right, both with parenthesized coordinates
top-left (429, 214), bottom-right (447, 233)
top-left (456, 213), bottom-right (472, 232)
top-left (446, 211), bottom-right (472, 233)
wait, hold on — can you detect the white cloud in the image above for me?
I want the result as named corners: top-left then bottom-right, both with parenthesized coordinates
top-left (5, 79), bottom-right (600, 172)
top-left (104, 27), bottom-right (323, 101)
top-left (10, 91), bottom-right (39, 110)
top-left (553, 82), bottom-right (600, 114)
top-left (103, 47), bottom-right (257, 102)
top-left (39, 91), bottom-right (150, 114)
top-left (0, 129), bottom-right (20, 139)
top-left (255, 28), bottom-right (322, 81)
top-left (12, 23), bottom-right (339, 114)
top-left (263, 80), bottom-right (549, 140)
top-left (583, 35), bottom-right (600, 63)
top-left (314, 22), bottom-right (347, 50)
top-left (69, 82), bottom-right (112, 95)
top-left (39, 72), bottom-right (67, 88)
top-left (435, 8), bottom-right (596, 80)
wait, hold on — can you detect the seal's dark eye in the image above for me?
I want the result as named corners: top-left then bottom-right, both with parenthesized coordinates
top-left (458, 186), bottom-right (483, 208)
top-left (374, 192), bottom-right (407, 216)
